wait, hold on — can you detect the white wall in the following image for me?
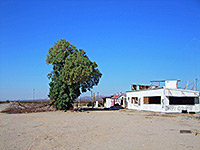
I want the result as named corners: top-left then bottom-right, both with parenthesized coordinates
top-left (126, 88), bottom-right (200, 113)
top-left (126, 89), bottom-right (164, 112)
top-left (105, 98), bottom-right (113, 108)
top-left (106, 96), bottom-right (126, 108)
top-left (165, 80), bottom-right (177, 89)
top-left (165, 104), bottom-right (200, 113)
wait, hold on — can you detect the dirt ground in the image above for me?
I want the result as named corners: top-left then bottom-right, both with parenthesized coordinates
top-left (0, 104), bottom-right (200, 150)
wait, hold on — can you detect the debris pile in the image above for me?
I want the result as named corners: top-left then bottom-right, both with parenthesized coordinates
top-left (1, 101), bottom-right (57, 114)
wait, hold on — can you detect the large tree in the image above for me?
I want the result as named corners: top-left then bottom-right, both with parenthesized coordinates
top-left (46, 39), bottom-right (102, 110)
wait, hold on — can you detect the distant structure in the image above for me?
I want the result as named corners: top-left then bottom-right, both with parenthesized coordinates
top-left (126, 80), bottom-right (200, 113)
top-left (103, 94), bottom-right (126, 108)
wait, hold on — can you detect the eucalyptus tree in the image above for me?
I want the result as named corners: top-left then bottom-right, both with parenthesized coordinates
top-left (46, 39), bottom-right (102, 110)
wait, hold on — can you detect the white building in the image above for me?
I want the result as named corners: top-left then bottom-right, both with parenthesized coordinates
top-left (104, 97), bottom-right (113, 108)
top-left (103, 94), bottom-right (126, 108)
top-left (126, 80), bottom-right (200, 113)
top-left (111, 94), bottom-right (126, 108)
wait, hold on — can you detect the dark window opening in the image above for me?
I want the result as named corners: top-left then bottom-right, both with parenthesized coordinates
top-left (144, 96), bottom-right (161, 104)
top-left (131, 97), bottom-right (138, 104)
top-left (169, 97), bottom-right (195, 105)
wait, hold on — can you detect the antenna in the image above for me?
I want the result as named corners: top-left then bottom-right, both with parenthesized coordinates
top-left (194, 37), bottom-right (197, 78)
top-left (195, 78), bottom-right (197, 91)
top-left (193, 37), bottom-right (198, 91)
top-left (192, 78), bottom-right (197, 91)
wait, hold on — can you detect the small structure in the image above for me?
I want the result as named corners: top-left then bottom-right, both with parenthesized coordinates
top-left (95, 101), bottom-right (98, 107)
top-left (126, 80), bottom-right (200, 113)
top-left (111, 94), bottom-right (126, 108)
top-left (103, 94), bottom-right (126, 108)
top-left (102, 96), bottom-right (113, 108)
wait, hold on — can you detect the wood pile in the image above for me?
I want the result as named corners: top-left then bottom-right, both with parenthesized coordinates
top-left (1, 101), bottom-right (57, 114)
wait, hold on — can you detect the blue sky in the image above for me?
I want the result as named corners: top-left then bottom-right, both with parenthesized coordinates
top-left (0, 0), bottom-right (200, 100)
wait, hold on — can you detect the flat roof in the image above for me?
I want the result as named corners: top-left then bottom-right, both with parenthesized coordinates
top-left (126, 87), bottom-right (199, 93)
top-left (126, 87), bottom-right (164, 93)
top-left (150, 80), bottom-right (181, 82)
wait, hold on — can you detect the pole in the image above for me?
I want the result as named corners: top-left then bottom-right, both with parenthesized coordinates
top-left (79, 96), bottom-right (81, 108)
top-left (91, 90), bottom-right (93, 102)
top-left (93, 93), bottom-right (95, 102)
top-left (97, 92), bottom-right (99, 101)
top-left (194, 37), bottom-right (197, 79)
top-left (93, 93), bottom-right (96, 107)
top-left (33, 89), bottom-right (35, 101)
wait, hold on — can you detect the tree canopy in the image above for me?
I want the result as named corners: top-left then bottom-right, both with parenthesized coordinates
top-left (46, 39), bottom-right (102, 110)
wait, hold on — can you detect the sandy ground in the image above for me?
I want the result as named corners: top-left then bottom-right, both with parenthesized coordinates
top-left (0, 105), bottom-right (200, 150)
top-left (0, 104), bottom-right (9, 112)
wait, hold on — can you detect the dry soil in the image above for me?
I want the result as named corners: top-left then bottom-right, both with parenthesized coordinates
top-left (0, 104), bottom-right (200, 150)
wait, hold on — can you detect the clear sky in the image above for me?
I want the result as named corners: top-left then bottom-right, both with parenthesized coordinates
top-left (0, 0), bottom-right (200, 100)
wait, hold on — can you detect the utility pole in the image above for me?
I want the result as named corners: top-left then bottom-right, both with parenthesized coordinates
top-left (97, 92), bottom-right (99, 101)
top-left (33, 89), bottom-right (35, 101)
top-left (79, 96), bottom-right (81, 108)
top-left (91, 90), bottom-right (93, 102)
top-left (91, 90), bottom-right (93, 107)
top-left (93, 93), bottom-right (95, 102)
top-left (93, 92), bottom-right (96, 107)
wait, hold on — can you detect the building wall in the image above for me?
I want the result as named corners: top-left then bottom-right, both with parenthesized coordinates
top-left (126, 89), bottom-right (165, 112)
top-left (164, 89), bottom-right (200, 113)
top-left (106, 96), bottom-right (126, 108)
top-left (114, 95), bottom-right (126, 108)
top-left (105, 98), bottom-right (113, 108)
top-left (126, 88), bottom-right (200, 113)
top-left (164, 96), bottom-right (200, 113)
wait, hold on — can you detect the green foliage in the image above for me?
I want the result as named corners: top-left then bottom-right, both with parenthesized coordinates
top-left (46, 39), bottom-right (102, 110)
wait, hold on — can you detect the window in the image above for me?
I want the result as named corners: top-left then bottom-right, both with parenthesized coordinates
top-left (143, 96), bottom-right (161, 104)
top-left (131, 97), bottom-right (138, 104)
top-left (169, 97), bottom-right (195, 105)
top-left (144, 97), bottom-right (149, 104)
top-left (195, 97), bottom-right (199, 104)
